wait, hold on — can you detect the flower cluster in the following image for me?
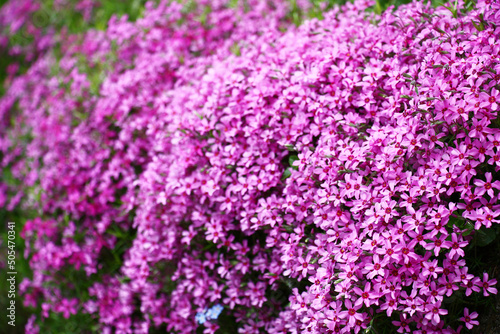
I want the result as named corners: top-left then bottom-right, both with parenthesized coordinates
top-left (1, 0), bottom-right (500, 333)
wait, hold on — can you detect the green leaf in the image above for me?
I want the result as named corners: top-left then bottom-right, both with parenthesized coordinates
top-left (282, 168), bottom-right (292, 180)
top-left (374, 0), bottom-right (383, 15)
top-left (462, 222), bottom-right (475, 236)
top-left (338, 169), bottom-right (356, 174)
top-left (474, 227), bottom-right (497, 247)
top-left (434, 26), bottom-right (445, 34)
top-left (447, 215), bottom-right (464, 229)
top-left (471, 20), bottom-right (485, 32)
top-left (230, 42), bottom-right (241, 56)
top-left (288, 154), bottom-right (299, 167)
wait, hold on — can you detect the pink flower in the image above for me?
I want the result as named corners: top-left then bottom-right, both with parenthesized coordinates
top-left (392, 313), bottom-right (411, 333)
top-left (425, 304), bottom-right (448, 325)
top-left (460, 308), bottom-right (479, 329)
top-left (480, 273), bottom-right (498, 297)
top-left (449, 233), bottom-right (468, 258)
top-left (480, 88), bottom-right (500, 111)
top-left (353, 282), bottom-right (379, 308)
top-left (338, 299), bottom-right (363, 327)
top-left (297, 252), bottom-right (314, 278)
top-left (422, 259), bottom-right (443, 279)
top-left (473, 172), bottom-right (500, 198)
top-left (364, 254), bottom-right (388, 279)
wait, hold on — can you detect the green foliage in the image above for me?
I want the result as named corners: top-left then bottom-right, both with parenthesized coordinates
top-left (288, 154), bottom-right (299, 171)
top-left (0, 51), bottom-right (15, 96)
top-left (230, 42), bottom-right (241, 56)
top-left (474, 226), bottom-right (499, 247)
top-left (35, 312), bottom-right (97, 334)
top-left (36, 0), bottom-right (147, 34)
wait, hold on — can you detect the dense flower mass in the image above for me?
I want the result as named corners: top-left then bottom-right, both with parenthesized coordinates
top-left (1, 0), bottom-right (500, 333)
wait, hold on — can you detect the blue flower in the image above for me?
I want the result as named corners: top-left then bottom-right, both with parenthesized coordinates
top-left (206, 304), bottom-right (223, 320)
top-left (195, 311), bottom-right (207, 325)
top-left (196, 304), bottom-right (223, 325)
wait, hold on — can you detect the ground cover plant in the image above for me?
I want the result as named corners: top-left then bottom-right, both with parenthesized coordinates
top-left (1, 0), bottom-right (500, 333)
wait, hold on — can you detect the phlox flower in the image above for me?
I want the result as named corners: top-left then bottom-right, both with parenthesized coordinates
top-left (423, 234), bottom-right (451, 257)
top-left (201, 179), bottom-right (218, 196)
top-left (460, 308), bottom-right (479, 329)
top-left (469, 118), bottom-right (493, 141)
top-left (392, 313), bottom-right (411, 333)
top-left (425, 304), bottom-right (448, 325)
top-left (438, 276), bottom-right (459, 297)
top-left (364, 254), bottom-right (387, 279)
top-left (353, 282), bottom-right (379, 307)
top-left (461, 273), bottom-right (481, 296)
top-left (448, 233), bottom-right (468, 258)
top-left (480, 273), bottom-right (498, 297)
top-left (473, 172), bottom-right (500, 198)
top-left (325, 304), bottom-right (344, 330)
top-left (290, 289), bottom-right (309, 314)
top-left (480, 87), bottom-right (500, 111)
top-left (380, 297), bottom-right (398, 317)
top-left (422, 259), bottom-right (443, 279)
top-left (297, 252), bottom-right (314, 278)
top-left (401, 289), bottom-right (424, 316)
top-left (338, 299), bottom-right (363, 327)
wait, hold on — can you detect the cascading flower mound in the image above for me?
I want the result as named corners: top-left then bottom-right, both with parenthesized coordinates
top-left (1, 0), bottom-right (500, 333)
